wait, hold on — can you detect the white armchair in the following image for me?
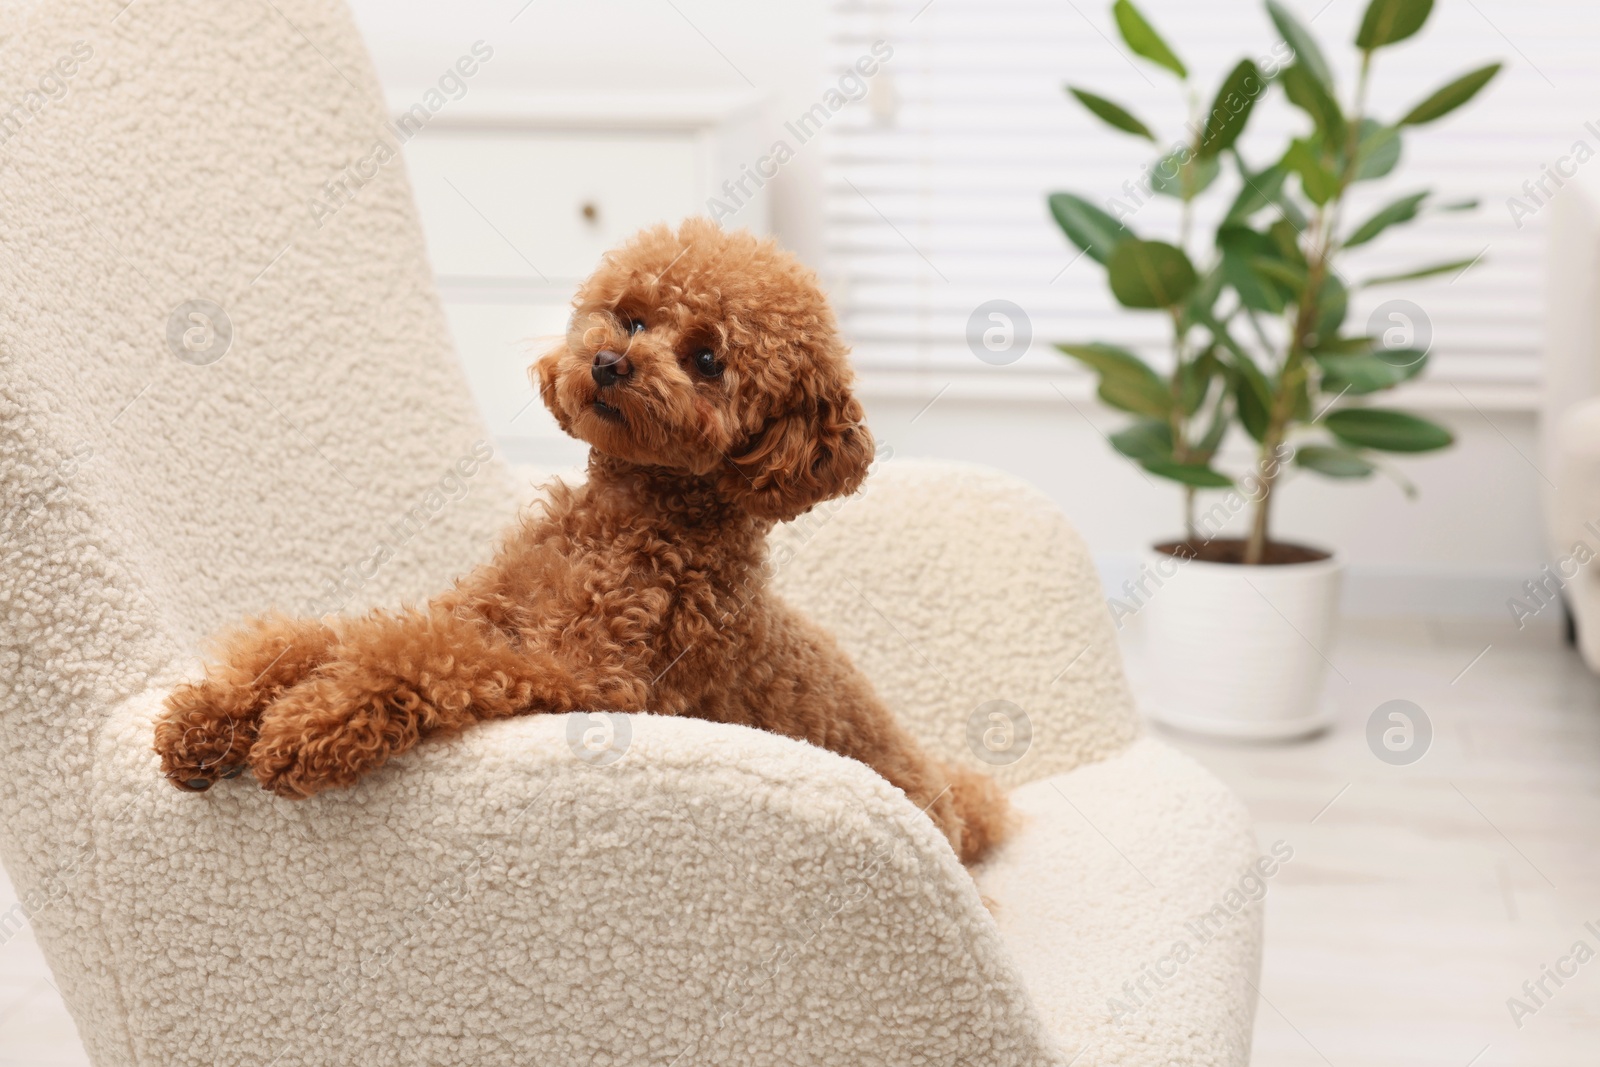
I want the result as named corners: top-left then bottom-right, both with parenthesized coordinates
top-left (0, 2), bottom-right (1262, 1063)
top-left (1544, 169), bottom-right (1600, 666)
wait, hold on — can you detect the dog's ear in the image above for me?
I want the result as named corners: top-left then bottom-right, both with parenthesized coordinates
top-left (720, 368), bottom-right (875, 523)
top-left (532, 347), bottom-right (574, 436)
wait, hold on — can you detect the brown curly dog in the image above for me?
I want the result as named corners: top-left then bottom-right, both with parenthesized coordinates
top-left (153, 218), bottom-right (1012, 865)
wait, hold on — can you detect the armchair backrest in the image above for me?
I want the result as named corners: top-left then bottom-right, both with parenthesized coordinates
top-left (0, 0), bottom-right (511, 949)
top-left (774, 459), bottom-right (1140, 787)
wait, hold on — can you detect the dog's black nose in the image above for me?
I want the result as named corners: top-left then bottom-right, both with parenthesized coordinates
top-left (592, 349), bottom-right (631, 387)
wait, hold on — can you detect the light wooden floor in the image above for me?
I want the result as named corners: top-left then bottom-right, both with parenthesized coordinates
top-left (2, 616), bottom-right (1596, 1065)
top-left (1148, 616), bottom-right (1600, 1066)
top-left (0, 878), bottom-right (80, 1064)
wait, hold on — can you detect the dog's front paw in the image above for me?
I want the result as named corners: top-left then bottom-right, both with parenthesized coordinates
top-left (248, 674), bottom-right (420, 799)
top-left (154, 617), bottom-right (339, 793)
top-left (154, 681), bottom-right (255, 793)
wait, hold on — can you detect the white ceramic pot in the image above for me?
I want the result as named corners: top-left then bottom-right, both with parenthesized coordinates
top-left (1139, 544), bottom-right (1343, 740)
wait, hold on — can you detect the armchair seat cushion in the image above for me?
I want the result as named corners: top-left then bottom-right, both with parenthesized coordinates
top-left (980, 737), bottom-right (1263, 1064)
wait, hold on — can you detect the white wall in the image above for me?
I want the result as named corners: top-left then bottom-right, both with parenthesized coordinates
top-left (349, 2), bottom-right (1550, 619)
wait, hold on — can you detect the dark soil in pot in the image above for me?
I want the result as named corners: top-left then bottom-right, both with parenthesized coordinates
top-left (1155, 537), bottom-right (1333, 566)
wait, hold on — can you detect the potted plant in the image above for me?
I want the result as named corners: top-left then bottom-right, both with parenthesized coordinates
top-left (1049, 0), bottom-right (1500, 737)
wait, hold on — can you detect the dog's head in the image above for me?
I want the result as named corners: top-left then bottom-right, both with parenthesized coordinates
top-left (536, 219), bottom-right (873, 522)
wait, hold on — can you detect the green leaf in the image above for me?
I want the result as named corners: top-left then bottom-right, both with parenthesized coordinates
top-left (1193, 307), bottom-right (1261, 377)
top-left (1324, 408), bottom-right (1453, 452)
top-left (1249, 256), bottom-right (1310, 297)
top-left (1284, 138), bottom-right (1338, 204)
top-left (1150, 149), bottom-right (1221, 199)
top-left (1219, 225), bottom-right (1295, 312)
top-left (1355, 0), bottom-right (1433, 50)
top-left (1296, 444), bottom-right (1376, 478)
top-left (1230, 159), bottom-right (1310, 229)
top-left (1055, 342), bottom-right (1172, 417)
top-left (1224, 161), bottom-right (1288, 224)
top-left (1198, 60), bottom-right (1266, 159)
top-left (1273, 185), bottom-right (1311, 230)
top-left (1142, 460), bottom-right (1235, 488)
top-left (1110, 418), bottom-right (1174, 462)
top-left (1068, 86), bottom-right (1158, 141)
top-left (1399, 63), bottom-right (1502, 126)
top-left (1316, 350), bottom-right (1427, 394)
top-left (1280, 63), bottom-right (1345, 144)
top-left (1344, 191), bottom-right (1428, 248)
top-left (1048, 193), bottom-right (1131, 266)
top-left (1352, 120), bottom-right (1402, 181)
top-left (1100, 379), bottom-right (1169, 417)
top-left (1362, 256), bottom-right (1480, 286)
top-left (1237, 262), bottom-right (1293, 313)
top-left (1231, 362), bottom-right (1274, 442)
top-left (1181, 265), bottom-right (1227, 331)
top-left (1269, 218), bottom-right (1308, 268)
top-left (1179, 348), bottom-right (1221, 414)
top-left (1439, 198), bottom-right (1480, 212)
top-left (1113, 0), bottom-right (1187, 78)
top-left (1267, 0), bottom-right (1335, 91)
top-left (1376, 347), bottom-right (1429, 370)
top-left (1108, 238), bottom-right (1199, 309)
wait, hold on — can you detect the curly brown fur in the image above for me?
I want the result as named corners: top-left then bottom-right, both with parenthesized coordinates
top-left (155, 219), bottom-right (1013, 865)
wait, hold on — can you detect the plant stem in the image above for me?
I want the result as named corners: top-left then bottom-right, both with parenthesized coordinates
top-left (1167, 307), bottom-right (1196, 541)
top-left (1326, 52), bottom-right (1373, 258)
top-left (1245, 229), bottom-right (1318, 563)
top-left (1181, 85), bottom-right (1200, 249)
top-left (1174, 112), bottom-right (1202, 543)
top-left (1243, 52), bottom-right (1373, 565)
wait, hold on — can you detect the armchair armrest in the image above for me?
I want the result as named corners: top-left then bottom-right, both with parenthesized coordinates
top-left (64, 693), bottom-right (1065, 1067)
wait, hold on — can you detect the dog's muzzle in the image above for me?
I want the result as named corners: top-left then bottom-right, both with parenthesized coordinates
top-left (592, 349), bottom-right (632, 388)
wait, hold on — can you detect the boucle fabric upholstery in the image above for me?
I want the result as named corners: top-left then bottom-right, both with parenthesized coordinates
top-left (771, 459), bottom-right (1141, 789)
top-left (0, 0), bottom-right (1262, 1063)
top-left (1548, 400), bottom-right (1600, 670)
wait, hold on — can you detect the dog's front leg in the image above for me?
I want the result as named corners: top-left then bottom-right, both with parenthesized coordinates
top-left (246, 606), bottom-right (611, 799)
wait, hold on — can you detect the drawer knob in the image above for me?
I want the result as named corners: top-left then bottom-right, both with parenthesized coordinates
top-left (580, 201), bottom-right (600, 225)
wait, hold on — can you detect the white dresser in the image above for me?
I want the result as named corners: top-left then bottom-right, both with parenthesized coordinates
top-left (398, 92), bottom-right (771, 467)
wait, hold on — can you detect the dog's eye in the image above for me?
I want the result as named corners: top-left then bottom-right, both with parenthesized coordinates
top-left (626, 318), bottom-right (646, 335)
top-left (693, 349), bottom-right (723, 379)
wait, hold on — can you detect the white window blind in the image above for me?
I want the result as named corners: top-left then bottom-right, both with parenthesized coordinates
top-left (825, 0), bottom-right (1595, 398)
